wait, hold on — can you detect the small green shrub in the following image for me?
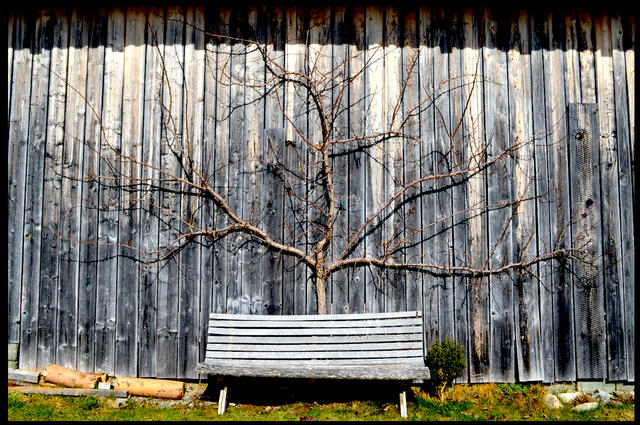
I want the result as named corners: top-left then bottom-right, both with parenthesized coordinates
top-left (494, 383), bottom-right (531, 403)
top-left (424, 335), bottom-right (466, 400)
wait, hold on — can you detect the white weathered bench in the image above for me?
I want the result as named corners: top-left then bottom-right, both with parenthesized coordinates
top-left (195, 311), bottom-right (430, 417)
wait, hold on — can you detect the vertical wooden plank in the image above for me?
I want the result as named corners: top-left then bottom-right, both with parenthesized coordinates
top-left (593, 12), bottom-right (625, 381)
top-left (418, 5), bottom-right (439, 350)
top-left (364, 5), bottom-right (385, 314)
top-left (239, 6), bottom-right (260, 316)
top-left (563, 10), bottom-right (581, 104)
top-left (449, 7), bottom-right (471, 384)
top-left (260, 5), bottom-right (283, 315)
top-left (281, 6), bottom-right (297, 316)
top-left (621, 11), bottom-right (634, 382)
top-left (6, 8), bottom-right (16, 337)
top-left (432, 6), bottom-right (453, 340)
top-left (507, 9), bottom-right (544, 382)
top-left (577, 11), bottom-right (596, 104)
top-left (57, 7), bottom-right (89, 371)
top-left (138, 5), bottom-right (163, 377)
top-left (542, 10), bottom-right (575, 382)
top-left (95, 6), bottom-right (125, 375)
top-left (401, 6), bottom-right (422, 315)
top-left (76, 7), bottom-right (106, 375)
top-left (282, 6), bottom-right (308, 315)
top-left (225, 6), bottom-right (246, 315)
top-left (261, 5), bottom-right (286, 316)
top-left (8, 11), bottom-right (32, 346)
top-left (329, 5), bottom-right (350, 315)
top-left (210, 9), bottom-right (231, 316)
top-left (529, 9), bottom-right (555, 383)
top-left (241, 6), bottom-right (265, 315)
top-left (156, 5), bottom-right (184, 378)
top-left (461, 7), bottom-right (489, 383)
top-left (383, 6), bottom-right (406, 313)
top-left (178, 5), bottom-right (205, 379)
top-left (38, 8), bottom-right (70, 369)
top-left (296, 8), bottom-right (311, 315)
top-left (610, 12), bottom-right (634, 382)
top-left (198, 6), bottom-right (220, 377)
top-left (20, 8), bottom-right (53, 371)
top-left (593, 11), bottom-right (621, 381)
top-left (346, 6), bottom-right (366, 315)
top-left (483, 7), bottom-right (514, 383)
top-left (114, 5), bottom-right (145, 378)
top-left (262, 5), bottom-right (287, 316)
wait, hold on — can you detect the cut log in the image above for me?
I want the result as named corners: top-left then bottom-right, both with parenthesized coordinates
top-left (112, 377), bottom-right (185, 399)
top-left (43, 364), bottom-right (100, 389)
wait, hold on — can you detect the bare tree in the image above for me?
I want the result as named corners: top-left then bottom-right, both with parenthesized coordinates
top-left (52, 8), bottom-right (606, 316)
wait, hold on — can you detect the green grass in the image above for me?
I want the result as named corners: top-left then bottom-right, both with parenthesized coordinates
top-left (8, 383), bottom-right (635, 421)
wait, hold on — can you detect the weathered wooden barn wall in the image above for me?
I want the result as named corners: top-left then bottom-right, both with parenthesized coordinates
top-left (7, 5), bottom-right (634, 383)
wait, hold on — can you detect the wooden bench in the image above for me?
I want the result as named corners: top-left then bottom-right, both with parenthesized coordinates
top-left (195, 311), bottom-right (430, 417)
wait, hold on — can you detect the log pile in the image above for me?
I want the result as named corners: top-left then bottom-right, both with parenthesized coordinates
top-left (8, 364), bottom-right (185, 399)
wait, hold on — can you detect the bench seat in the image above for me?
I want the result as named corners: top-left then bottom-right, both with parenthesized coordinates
top-left (195, 311), bottom-right (430, 417)
top-left (196, 361), bottom-right (430, 380)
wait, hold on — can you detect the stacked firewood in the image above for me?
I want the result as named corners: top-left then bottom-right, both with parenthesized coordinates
top-left (8, 364), bottom-right (184, 399)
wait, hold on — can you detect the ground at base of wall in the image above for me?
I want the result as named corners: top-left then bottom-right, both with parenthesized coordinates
top-left (8, 379), bottom-right (635, 421)
top-left (545, 381), bottom-right (635, 394)
top-left (112, 379), bottom-right (637, 418)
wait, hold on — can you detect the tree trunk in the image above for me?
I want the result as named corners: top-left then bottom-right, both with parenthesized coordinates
top-left (317, 275), bottom-right (327, 315)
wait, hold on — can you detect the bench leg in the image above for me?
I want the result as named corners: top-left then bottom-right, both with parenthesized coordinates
top-left (399, 390), bottom-right (407, 418)
top-left (218, 386), bottom-right (228, 415)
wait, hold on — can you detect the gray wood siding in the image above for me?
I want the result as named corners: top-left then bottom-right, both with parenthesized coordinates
top-left (7, 5), bottom-right (634, 383)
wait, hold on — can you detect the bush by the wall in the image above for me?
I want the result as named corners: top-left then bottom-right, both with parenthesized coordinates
top-left (424, 335), bottom-right (466, 400)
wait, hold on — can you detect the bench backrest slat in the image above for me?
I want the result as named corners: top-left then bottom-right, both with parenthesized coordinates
top-left (208, 317), bottom-right (420, 329)
top-left (202, 358), bottom-right (427, 367)
top-left (206, 349), bottom-right (422, 360)
top-left (207, 326), bottom-right (420, 337)
top-left (206, 341), bottom-right (421, 352)
top-left (204, 311), bottom-right (425, 365)
top-left (208, 333), bottom-right (421, 345)
top-left (208, 311), bottom-right (421, 322)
